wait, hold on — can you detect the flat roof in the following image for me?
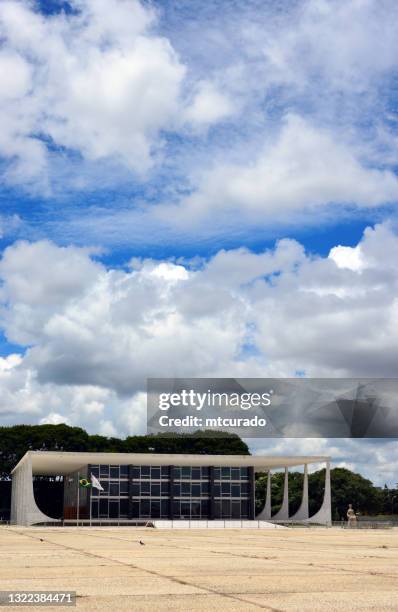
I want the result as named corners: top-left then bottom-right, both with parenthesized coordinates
top-left (12, 451), bottom-right (330, 476)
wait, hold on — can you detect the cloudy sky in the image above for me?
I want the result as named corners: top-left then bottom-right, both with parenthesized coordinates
top-left (0, 0), bottom-right (397, 485)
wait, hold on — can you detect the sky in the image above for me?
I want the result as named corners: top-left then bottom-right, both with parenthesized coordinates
top-left (0, 0), bottom-right (398, 486)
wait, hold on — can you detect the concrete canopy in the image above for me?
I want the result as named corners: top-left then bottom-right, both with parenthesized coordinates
top-left (12, 451), bottom-right (330, 476)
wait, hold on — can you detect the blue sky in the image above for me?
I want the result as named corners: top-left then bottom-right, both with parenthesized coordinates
top-left (0, 0), bottom-right (398, 484)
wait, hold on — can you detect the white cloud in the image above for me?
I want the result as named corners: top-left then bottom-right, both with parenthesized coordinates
top-left (174, 115), bottom-right (398, 224)
top-left (0, 222), bottom-right (397, 415)
top-left (0, 224), bottom-right (397, 480)
top-left (40, 412), bottom-right (71, 426)
top-left (0, 0), bottom-right (232, 187)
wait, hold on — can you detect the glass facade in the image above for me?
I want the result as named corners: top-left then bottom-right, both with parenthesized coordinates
top-left (84, 463), bottom-right (254, 521)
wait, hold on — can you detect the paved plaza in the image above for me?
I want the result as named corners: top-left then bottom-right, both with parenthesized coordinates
top-left (0, 526), bottom-right (397, 611)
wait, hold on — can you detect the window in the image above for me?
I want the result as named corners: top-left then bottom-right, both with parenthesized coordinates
top-left (231, 484), bottom-right (240, 497)
top-left (110, 466), bottom-right (119, 478)
top-left (120, 481), bottom-right (129, 495)
top-left (109, 501), bottom-right (119, 518)
top-left (120, 465), bottom-right (129, 478)
top-left (182, 467), bottom-right (191, 480)
top-left (191, 467), bottom-right (201, 480)
top-left (151, 467), bottom-right (161, 479)
top-left (231, 468), bottom-right (240, 480)
top-left (151, 483), bottom-right (160, 496)
top-left (161, 466), bottom-right (169, 478)
top-left (173, 483), bottom-right (180, 497)
top-left (109, 482), bottom-right (119, 496)
top-left (192, 484), bottom-right (200, 497)
top-left (120, 499), bottom-right (129, 517)
top-left (132, 483), bottom-right (140, 496)
top-left (240, 467), bottom-right (248, 480)
top-left (141, 466), bottom-right (150, 477)
top-left (221, 482), bottom-right (230, 496)
top-left (99, 499), bottom-right (108, 517)
top-left (132, 467), bottom-right (140, 479)
top-left (100, 465), bottom-right (109, 478)
top-left (91, 465), bottom-right (99, 477)
top-left (221, 467), bottom-right (230, 480)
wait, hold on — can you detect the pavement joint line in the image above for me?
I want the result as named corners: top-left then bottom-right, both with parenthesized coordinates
top-left (6, 528), bottom-right (281, 612)
top-left (62, 529), bottom-right (398, 581)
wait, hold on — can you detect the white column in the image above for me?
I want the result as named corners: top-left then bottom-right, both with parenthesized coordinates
top-left (290, 464), bottom-right (309, 521)
top-left (272, 467), bottom-right (289, 521)
top-left (11, 454), bottom-right (59, 526)
top-left (306, 460), bottom-right (332, 526)
top-left (256, 469), bottom-right (272, 520)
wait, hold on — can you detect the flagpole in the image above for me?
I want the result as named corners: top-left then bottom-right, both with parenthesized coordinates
top-left (89, 480), bottom-right (92, 528)
top-left (77, 471), bottom-right (80, 527)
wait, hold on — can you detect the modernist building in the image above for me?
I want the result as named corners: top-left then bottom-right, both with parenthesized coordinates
top-left (11, 452), bottom-right (331, 526)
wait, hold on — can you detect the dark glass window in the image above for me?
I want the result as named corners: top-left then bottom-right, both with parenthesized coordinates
top-left (120, 499), bottom-right (128, 517)
top-left (173, 483), bottom-right (180, 496)
top-left (100, 465), bottom-right (109, 477)
top-left (120, 465), bottom-right (129, 477)
top-left (141, 482), bottom-right (150, 495)
top-left (213, 468), bottom-right (221, 479)
top-left (221, 467), bottom-right (230, 480)
top-left (222, 499), bottom-right (230, 516)
top-left (201, 482), bottom-right (209, 495)
top-left (201, 467), bottom-right (210, 479)
top-left (132, 483), bottom-right (140, 496)
top-left (141, 500), bottom-right (150, 515)
top-left (240, 467), bottom-right (248, 479)
top-left (110, 466), bottom-right (119, 478)
top-left (91, 501), bottom-right (98, 518)
top-left (241, 482), bottom-right (248, 495)
top-left (231, 468), bottom-right (240, 480)
top-left (181, 502), bottom-right (190, 517)
top-left (161, 500), bottom-right (169, 516)
top-left (151, 467), bottom-right (161, 479)
top-left (100, 481), bottom-right (109, 494)
top-left (182, 467), bottom-right (191, 479)
top-left (131, 501), bottom-right (139, 518)
top-left (182, 482), bottom-right (190, 496)
top-left (91, 466), bottom-right (99, 477)
top-left (214, 484), bottom-right (221, 497)
top-left (132, 467), bottom-right (140, 479)
top-left (161, 482), bottom-right (169, 496)
top-left (151, 483), bottom-right (160, 496)
top-left (161, 466), bottom-right (169, 478)
top-left (232, 501), bottom-right (240, 518)
top-left (173, 467), bottom-right (181, 479)
top-left (191, 467), bottom-right (201, 480)
top-left (141, 466), bottom-right (150, 477)
top-left (221, 482), bottom-right (230, 496)
top-left (231, 484), bottom-right (240, 497)
top-left (109, 501), bottom-right (119, 518)
top-left (99, 499), bottom-right (108, 517)
top-left (192, 484), bottom-right (200, 497)
top-left (241, 500), bottom-right (248, 516)
top-left (201, 499), bottom-right (209, 516)
top-left (120, 481), bottom-right (129, 495)
top-left (109, 482), bottom-right (119, 496)
top-left (191, 501), bottom-right (200, 517)
top-left (151, 500), bottom-right (160, 518)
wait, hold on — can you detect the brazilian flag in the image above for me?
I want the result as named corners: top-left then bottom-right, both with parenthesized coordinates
top-left (79, 478), bottom-right (91, 488)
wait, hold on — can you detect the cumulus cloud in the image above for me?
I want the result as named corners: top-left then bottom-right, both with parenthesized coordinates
top-left (174, 115), bottom-right (398, 225)
top-left (0, 0), bottom-right (233, 189)
top-left (0, 223), bottom-right (396, 415)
